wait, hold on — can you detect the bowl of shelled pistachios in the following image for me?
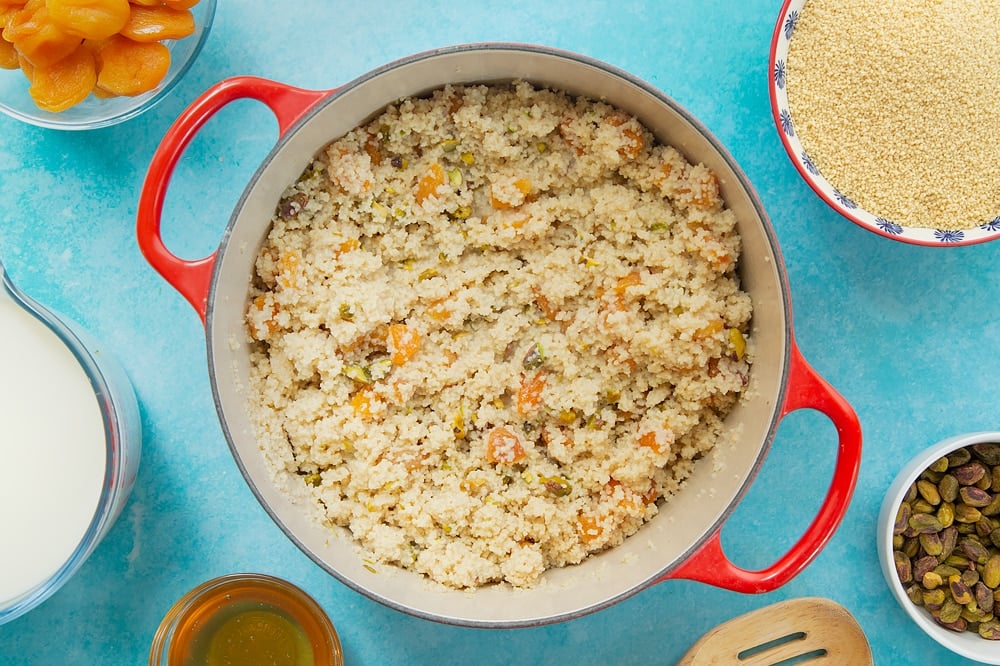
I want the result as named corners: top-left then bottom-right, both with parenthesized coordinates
top-left (878, 432), bottom-right (1000, 664)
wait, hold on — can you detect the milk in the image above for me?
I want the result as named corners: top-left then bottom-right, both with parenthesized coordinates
top-left (0, 287), bottom-right (107, 607)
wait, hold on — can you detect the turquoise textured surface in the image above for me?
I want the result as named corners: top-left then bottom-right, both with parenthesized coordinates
top-left (0, 1), bottom-right (996, 664)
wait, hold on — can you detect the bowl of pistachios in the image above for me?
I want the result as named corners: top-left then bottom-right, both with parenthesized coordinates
top-left (878, 431), bottom-right (1000, 663)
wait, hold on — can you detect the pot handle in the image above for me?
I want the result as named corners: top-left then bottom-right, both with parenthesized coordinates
top-left (137, 76), bottom-right (330, 323)
top-left (658, 338), bottom-right (862, 592)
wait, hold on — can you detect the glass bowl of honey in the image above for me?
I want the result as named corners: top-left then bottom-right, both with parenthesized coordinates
top-left (149, 573), bottom-right (343, 666)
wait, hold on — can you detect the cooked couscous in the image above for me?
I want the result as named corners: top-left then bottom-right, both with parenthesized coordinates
top-left (786, 0), bottom-right (1000, 230)
top-left (245, 81), bottom-right (752, 588)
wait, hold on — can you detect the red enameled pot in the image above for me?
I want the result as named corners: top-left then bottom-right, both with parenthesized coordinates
top-left (137, 43), bottom-right (862, 628)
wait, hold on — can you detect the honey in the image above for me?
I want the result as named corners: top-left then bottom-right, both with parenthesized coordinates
top-left (149, 574), bottom-right (343, 666)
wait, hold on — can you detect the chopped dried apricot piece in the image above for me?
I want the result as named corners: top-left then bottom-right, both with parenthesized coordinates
top-left (638, 430), bottom-right (663, 454)
top-left (558, 116), bottom-right (584, 155)
top-left (613, 271), bottom-right (641, 296)
top-left (47, 0), bottom-right (130, 40)
top-left (533, 289), bottom-right (558, 321)
top-left (28, 44), bottom-right (95, 112)
top-left (486, 426), bottom-right (526, 464)
top-left (95, 34), bottom-right (169, 96)
top-left (682, 170), bottom-right (721, 210)
top-left (277, 250), bottom-right (300, 289)
top-left (414, 163), bottom-right (444, 204)
top-left (576, 514), bottom-right (603, 543)
top-left (693, 319), bottom-right (725, 339)
top-left (336, 238), bottom-right (359, 255)
top-left (119, 3), bottom-right (193, 42)
top-left (426, 298), bottom-right (451, 321)
top-left (350, 388), bottom-right (374, 420)
top-left (489, 177), bottom-right (532, 209)
top-left (362, 131), bottom-right (381, 165)
top-left (388, 323), bottom-right (421, 365)
top-left (607, 112), bottom-right (643, 158)
top-left (248, 294), bottom-right (279, 339)
top-left (516, 372), bottom-right (546, 415)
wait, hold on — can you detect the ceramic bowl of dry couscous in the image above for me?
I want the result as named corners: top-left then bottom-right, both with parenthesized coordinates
top-left (138, 43), bottom-right (862, 627)
top-left (770, 0), bottom-right (1000, 246)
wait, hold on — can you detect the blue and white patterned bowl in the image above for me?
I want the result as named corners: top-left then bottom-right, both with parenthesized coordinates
top-left (768, 0), bottom-right (1000, 246)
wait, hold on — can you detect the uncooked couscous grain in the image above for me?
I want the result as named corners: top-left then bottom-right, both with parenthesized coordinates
top-left (245, 81), bottom-right (752, 589)
top-left (786, 0), bottom-right (1000, 230)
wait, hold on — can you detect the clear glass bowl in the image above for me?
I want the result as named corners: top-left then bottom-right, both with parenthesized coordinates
top-left (149, 574), bottom-right (344, 666)
top-left (0, 0), bottom-right (217, 130)
top-left (0, 261), bottom-right (141, 626)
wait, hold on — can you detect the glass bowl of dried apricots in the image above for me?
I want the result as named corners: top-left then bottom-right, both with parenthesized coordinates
top-left (0, 0), bottom-right (216, 130)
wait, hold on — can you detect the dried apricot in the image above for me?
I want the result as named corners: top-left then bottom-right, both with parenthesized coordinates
top-left (119, 4), bottom-right (193, 42)
top-left (95, 33), bottom-right (168, 96)
top-left (47, 0), bottom-right (130, 40)
top-left (0, 34), bottom-right (17, 68)
top-left (4, 3), bottom-right (82, 68)
top-left (28, 44), bottom-right (95, 112)
top-left (16, 52), bottom-right (32, 79)
top-left (163, 0), bottom-right (200, 8)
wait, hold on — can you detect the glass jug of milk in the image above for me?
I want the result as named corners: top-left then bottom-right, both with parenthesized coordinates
top-left (0, 260), bottom-right (141, 625)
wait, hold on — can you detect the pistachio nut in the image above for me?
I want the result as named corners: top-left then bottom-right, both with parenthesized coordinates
top-left (980, 619), bottom-right (1000, 640)
top-left (983, 494), bottom-right (1000, 517)
top-left (939, 599), bottom-right (964, 623)
top-left (920, 532), bottom-right (943, 557)
top-left (923, 588), bottom-right (946, 610)
top-left (930, 456), bottom-right (950, 473)
top-left (950, 575), bottom-right (974, 605)
top-left (955, 504), bottom-right (983, 524)
top-left (948, 448), bottom-right (973, 467)
top-left (917, 479), bottom-right (943, 506)
top-left (913, 555), bottom-right (938, 582)
top-left (895, 551), bottom-right (913, 584)
top-left (974, 443), bottom-right (1000, 467)
top-left (954, 462), bottom-right (988, 487)
top-left (961, 486), bottom-right (993, 508)
top-left (894, 501), bottom-right (912, 535)
top-left (937, 502), bottom-right (955, 528)
top-left (940, 525), bottom-right (959, 560)
top-left (977, 582), bottom-right (996, 614)
top-left (922, 571), bottom-right (943, 589)
top-left (985, 555), bottom-right (1000, 589)
top-left (909, 513), bottom-right (944, 534)
top-left (939, 474), bottom-right (960, 503)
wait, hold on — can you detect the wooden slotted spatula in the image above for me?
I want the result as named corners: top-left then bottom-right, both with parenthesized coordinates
top-left (677, 597), bottom-right (873, 665)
